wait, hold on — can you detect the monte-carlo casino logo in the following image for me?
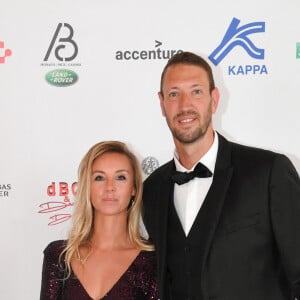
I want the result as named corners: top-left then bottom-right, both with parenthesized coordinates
top-left (208, 17), bottom-right (267, 76)
top-left (41, 23), bottom-right (80, 87)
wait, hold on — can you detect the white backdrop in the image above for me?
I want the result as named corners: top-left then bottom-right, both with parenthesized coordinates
top-left (1, 0), bottom-right (299, 298)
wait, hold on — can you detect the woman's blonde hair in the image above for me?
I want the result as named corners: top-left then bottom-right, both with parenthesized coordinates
top-left (61, 141), bottom-right (153, 277)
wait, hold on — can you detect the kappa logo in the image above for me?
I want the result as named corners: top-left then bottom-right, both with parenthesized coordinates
top-left (0, 41), bottom-right (12, 64)
top-left (209, 17), bottom-right (267, 75)
top-left (209, 17), bottom-right (265, 65)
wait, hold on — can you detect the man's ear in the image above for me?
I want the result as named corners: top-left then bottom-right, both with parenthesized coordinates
top-left (158, 91), bottom-right (166, 117)
top-left (211, 87), bottom-right (220, 114)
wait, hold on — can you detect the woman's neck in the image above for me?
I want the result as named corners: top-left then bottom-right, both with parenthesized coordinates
top-left (90, 215), bottom-right (133, 251)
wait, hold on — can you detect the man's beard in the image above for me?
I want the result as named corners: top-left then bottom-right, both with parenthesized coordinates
top-left (166, 108), bottom-right (212, 144)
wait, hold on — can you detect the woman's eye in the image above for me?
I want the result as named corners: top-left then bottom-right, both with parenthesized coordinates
top-left (117, 175), bottom-right (126, 181)
top-left (94, 175), bottom-right (104, 181)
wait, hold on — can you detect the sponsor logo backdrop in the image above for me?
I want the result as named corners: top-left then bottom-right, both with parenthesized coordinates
top-left (1, 0), bottom-right (299, 298)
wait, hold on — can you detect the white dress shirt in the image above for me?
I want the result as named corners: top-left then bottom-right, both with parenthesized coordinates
top-left (173, 132), bottom-right (219, 236)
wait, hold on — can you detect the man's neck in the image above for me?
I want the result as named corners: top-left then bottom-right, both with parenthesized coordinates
top-left (175, 130), bottom-right (215, 169)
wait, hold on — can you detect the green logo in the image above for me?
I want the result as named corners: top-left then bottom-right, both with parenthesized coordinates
top-left (297, 43), bottom-right (300, 59)
top-left (45, 69), bottom-right (78, 87)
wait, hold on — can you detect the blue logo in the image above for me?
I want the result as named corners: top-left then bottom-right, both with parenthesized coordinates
top-left (209, 17), bottom-right (265, 66)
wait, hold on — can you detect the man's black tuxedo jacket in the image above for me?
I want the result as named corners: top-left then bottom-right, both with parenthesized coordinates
top-left (143, 134), bottom-right (300, 300)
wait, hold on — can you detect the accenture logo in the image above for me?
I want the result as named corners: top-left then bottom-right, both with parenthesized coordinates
top-left (115, 41), bottom-right (182, 61)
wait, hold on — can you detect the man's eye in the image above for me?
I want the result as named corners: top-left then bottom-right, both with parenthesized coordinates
top-left (117, 175), bottom-right (126, 180)
top-left (168, 91), bottom-right (178, 98)
top-left (192, 89), bottom-right (202, 96)
top-left (94, 175), bottom-right (104, 181)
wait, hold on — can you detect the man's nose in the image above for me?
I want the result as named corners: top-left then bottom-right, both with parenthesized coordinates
top-left (178, 93), bottom-right (192, 109)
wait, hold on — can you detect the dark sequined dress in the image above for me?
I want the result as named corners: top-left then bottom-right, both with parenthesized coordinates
top-left (40, 240), bottom-right (159, 300)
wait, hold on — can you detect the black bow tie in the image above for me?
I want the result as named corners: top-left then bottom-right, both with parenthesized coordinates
top-left (171, 162), bottom-right (212, 185)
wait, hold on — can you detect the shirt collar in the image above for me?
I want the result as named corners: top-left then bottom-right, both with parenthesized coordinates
top-left (173, 131), bottom-right (219, 174)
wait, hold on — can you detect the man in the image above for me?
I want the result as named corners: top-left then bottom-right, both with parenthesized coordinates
top-left (143, 51), bottom-right (300, 300)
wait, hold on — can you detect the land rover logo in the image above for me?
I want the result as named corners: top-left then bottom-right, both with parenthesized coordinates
top-left (45, 69), bottom-right (78, 87)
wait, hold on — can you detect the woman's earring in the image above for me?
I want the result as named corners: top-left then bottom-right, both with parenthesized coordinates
top-left (128, 196), bottom-right (135, 209)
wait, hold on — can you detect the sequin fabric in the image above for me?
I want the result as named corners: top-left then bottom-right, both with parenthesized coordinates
top-left (40, 240), bottom-right (159, 300)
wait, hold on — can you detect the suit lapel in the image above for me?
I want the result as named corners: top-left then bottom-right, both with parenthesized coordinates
top-left (189, 134), bottom-right (234, 298)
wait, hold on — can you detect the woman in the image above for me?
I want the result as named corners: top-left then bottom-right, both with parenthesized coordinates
top-left (40, 141), bottom-right (159, 300)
